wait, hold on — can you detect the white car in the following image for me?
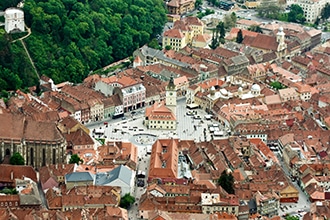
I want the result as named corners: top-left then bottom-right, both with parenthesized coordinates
top-left (204, 114), bottom-right (212, 120)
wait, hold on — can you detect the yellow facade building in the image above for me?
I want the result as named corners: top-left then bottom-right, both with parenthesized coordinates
top-left (167, 0), bottom-right (196, 15)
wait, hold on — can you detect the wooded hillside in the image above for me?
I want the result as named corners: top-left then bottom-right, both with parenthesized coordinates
top-left (0, 0), bottom-right (167, 90)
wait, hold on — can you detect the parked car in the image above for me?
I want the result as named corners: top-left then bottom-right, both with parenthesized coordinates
top-left (186, 110), bottom-right (196, 116)
top-left (194, 115), bottom-right (201, 120)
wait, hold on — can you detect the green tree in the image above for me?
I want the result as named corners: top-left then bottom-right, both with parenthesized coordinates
top-left (224, 13), bottom-right (236, 30)
top-left (69, 154), bottom-right (83, 164)
top-left (195, 0), bottom-right (202, 8)
top-left (16, 0), bottom-right (167, 86)
top-left (236, 29), bottom-right (243, 43)
top-left (0, 0), bottom-right (21, 10)
top-left (218, 170), bottom-right (235, 194)
top-left (285, 215), bottom-right (299, 220)
top-left (120, 193), bottom-right (135, 209)
top-left (0, 187), bottom-right (18, 195)
top-left (148, 38), bottom-right (161, 50)
top-left (257, 0), bottom-right (283, 19)
top-left (248, 25), bottom-right (263, 33)
top-left (288, 4), bottom-right (305, 23)
top-left (270, 81), bottom-right (284, 90)
top-left (10, 152), bottom-right (25, 165)
top-left (217, 21), bottom-right (226, 39)
top-left (165, 45), bottom-right (172, 50)
top-left (231, 12), bottom-right (237, 25)
top-left (209, 29), bottom-right (219, 49)
top-left (321, 3), bottom-right (330, 20)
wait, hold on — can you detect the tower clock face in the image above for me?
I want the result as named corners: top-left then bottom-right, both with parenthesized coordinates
top-left (170, 92), bottom-right (173, 95)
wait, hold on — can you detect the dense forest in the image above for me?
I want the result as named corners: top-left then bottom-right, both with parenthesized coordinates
top-left (0, 30), bottom-right (36, 91)
top-left (0, 0), bottom-right (167, 90)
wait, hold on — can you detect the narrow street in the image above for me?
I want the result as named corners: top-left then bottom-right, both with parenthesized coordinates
top-left (277, 155), bottom-right (310, 218)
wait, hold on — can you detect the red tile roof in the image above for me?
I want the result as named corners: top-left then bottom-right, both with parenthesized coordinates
top-left (243, 34), bottom-right (278, 51)
top-left (149, 139), bottom-right (179, 180)
top-left (163, 29), bottom-right (185, 39)
top-left (0, 164), bottom-right (37, 184)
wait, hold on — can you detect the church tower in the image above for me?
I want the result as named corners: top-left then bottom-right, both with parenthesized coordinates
top-left (276, 26), bottom-right (287, 58)
top-left (166, 75), bottom-right (177, 115)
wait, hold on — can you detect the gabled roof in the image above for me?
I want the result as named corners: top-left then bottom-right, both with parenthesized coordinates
top-left (134, 55), bottom-right (142, 63)
top-left (145, 101), bottom-right (176, 121)
top-left (243, 33), bottom-right (278, 51)
top-left (236, 19), bottom-right (261, 26)
top-left (64, 128), bottom-right (94, 146)
top-left (0, 164), bottom-right (37, 183)
top-left (0, 113), bottom-right (64, 143)
top-left (193, 34), bottom-right (211, 43)
top-left (280, 184), bottom-right (298, 194)
top-left (65, 172), bottom-right (93, 182)
top-left (95, 165), bottom-right (133, 186)
top-left (163, 29), bottom-right (185, 39)
top-left (149, 139), bottom-right (179, 179)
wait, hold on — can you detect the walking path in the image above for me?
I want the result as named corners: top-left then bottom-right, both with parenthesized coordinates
top-left (9, 25), bottom-right (40, 80)
top-left (11, 25), bottom-right (31, 43)
top-left (20, 38), bottom-right (40, 80)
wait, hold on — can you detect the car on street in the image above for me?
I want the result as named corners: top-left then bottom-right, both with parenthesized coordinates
top-left (186, 110), bottom-right (197, 116)
top-left (194, 115), bottom-right (201, 120)
top-left (122, 116), bottom-right (126, 120)
top-left (204, 114), bottom-right (212, 120)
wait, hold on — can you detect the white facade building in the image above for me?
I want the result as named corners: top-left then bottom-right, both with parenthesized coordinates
top-left (122, 84), bottom-right (146, 112)
top-left (4, 8), bottom-right (25, 33)
top-left (94, 75), bottom-right (146, 112)
top-left (294, 0), bottom-right (326, 23)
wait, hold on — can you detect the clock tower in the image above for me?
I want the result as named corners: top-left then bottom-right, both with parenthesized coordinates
top-left (166, 75), bottom-right (177, 115)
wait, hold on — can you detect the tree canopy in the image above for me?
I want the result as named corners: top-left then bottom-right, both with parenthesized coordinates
top-left (0, 0), bottom-right (21, 10)
top-left (257, 0), bottom-right (283, 19)
top-left (257, 2), bottom-right (305, 24)
top-left (217, 170), bottom-right (235, 194)
top-left (120, 193), bottom-right (135, 209)
top-left (10, 152), bottom-right (25, 165)
top-left (0, 0), bottom-right (167, 89)
top-left (321, 3), bottom-right (330, 20)
top-left (236, 29), bottom-right (243, 43)
top-left (285, 215), bottom-right (299, 220)
top-left (248, 25), bottom-right (263, 33)
top-left (0, 30), bottom-right (37, 91)
top-left (270, 81), bottom-right (285, 90)
top-left (223, 12), bottom-right (237, 30)
top-left (288, 4), bottom-right (305, 24)
top-left (69, 154), bottom-right (83, 164)
top-left (209, 21), bottom-right (225, 49)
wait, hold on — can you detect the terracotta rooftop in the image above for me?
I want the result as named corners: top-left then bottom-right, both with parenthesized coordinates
top-left (0, 112), bottom-right (64, 143)
top-left (149, 138), bottom-right (179, 180)
top-left (145, 101), bottom-right (176, 121)
top-left (163, 29), bottom-right (185, 39)
top-left (0, 164), bottom-right (37, 184)
top-left (243, 33), bottom-right (278, 51)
